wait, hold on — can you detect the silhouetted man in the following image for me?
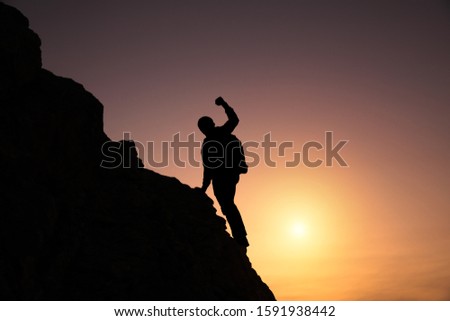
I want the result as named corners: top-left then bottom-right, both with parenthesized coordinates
top-left (198, 97), bottom-right (249, 249)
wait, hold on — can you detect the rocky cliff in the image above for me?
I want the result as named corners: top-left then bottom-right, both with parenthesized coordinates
top-left (0, 2), bottom-right (275, 300)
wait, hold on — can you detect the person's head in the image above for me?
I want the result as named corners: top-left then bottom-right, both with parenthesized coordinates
top-left (198, 116), bottom-right (215, 136)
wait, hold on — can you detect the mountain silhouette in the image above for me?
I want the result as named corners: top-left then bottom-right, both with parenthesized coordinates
top-left (0, 2), bottom-right (275, 300)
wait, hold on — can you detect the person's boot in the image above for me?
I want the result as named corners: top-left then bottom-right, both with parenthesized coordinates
top-left (234, 235), bottom-right (249, 248)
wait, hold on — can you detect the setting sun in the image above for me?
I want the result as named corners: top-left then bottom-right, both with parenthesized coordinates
top-left (291, 222), bottom-right (307, 238)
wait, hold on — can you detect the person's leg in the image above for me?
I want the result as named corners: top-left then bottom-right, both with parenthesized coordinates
top-left (213, 175), bottom-right (249, 247)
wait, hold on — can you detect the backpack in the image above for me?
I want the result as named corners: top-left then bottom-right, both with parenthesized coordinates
top-left (202, 134), bottom-right (248, 174)
top-left (226, 134), bottom-right (248, 174)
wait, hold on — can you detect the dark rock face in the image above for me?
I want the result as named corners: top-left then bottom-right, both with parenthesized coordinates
top-left (0, 2), bottom-right (275, 300)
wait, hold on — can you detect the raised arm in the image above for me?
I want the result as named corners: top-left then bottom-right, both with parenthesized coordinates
top-left (215, 97), bottom-right (239, 134)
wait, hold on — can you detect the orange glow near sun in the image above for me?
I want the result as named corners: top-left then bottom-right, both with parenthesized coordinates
top-left (291, 221), bottom-right (307, 238)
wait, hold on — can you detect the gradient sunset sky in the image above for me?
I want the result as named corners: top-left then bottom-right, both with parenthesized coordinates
top-left (9, 0), bottom-right (450, 300)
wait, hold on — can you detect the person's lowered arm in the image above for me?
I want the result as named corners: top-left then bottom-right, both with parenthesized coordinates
top-left (200, 166), bottom-right (213, 192)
